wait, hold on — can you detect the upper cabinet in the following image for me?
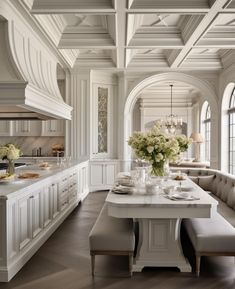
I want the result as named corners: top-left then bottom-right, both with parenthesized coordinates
top-left (91, 77), bottom-right (117, 159)
top-left (0, 121), bottom-right (12, 136)
top-left (12, 120), bottom-right (41, 136)
top-left (41, 120), bottom-right (65, 136)
top-left (0, 120), bottom-right (64, 137)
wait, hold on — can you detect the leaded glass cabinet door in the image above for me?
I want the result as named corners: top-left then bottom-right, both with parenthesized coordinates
top-left (92, 84), bottom-right (114, 158)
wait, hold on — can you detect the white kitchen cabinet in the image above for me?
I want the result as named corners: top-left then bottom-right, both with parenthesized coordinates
top-left (78, 162), bottom-right (89, 200)
top-left (31, 188), bottom-right (43, 239)
top-left (0, 161), bottom-right (89, 282)
top-left (0, 121), bottom-right (11, 136)
top-left (89, 160), bottom-right (119, 191)
top-left (0, 120), bottom-right (64, 137)
top-left (18, 187), bottom-right (44, 250)
top-left (12, 120), bottom-right (41, 136)
top-left (18, 191), bottom-right (33, 250)
top-left (59, 174), bottom-right (69, 211)
top-left (91, 83), bottom-right (117, 159)
top-left (50, 182), bottom-right (60, 219)
top-left (68, 169), bottom-right (79, 203)
top-left (43, 186), bottom-right (52, 228)
top-left (7, 199), bottom-right (18, 262)
top-left (41, 119), bottom-right (65, 136)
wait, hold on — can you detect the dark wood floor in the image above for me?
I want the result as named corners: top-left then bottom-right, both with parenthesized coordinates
top-left (1, 191), bottom-right (235, 289)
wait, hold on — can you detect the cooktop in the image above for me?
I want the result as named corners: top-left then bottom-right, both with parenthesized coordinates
top-left (0, 163), bottom-right (26, 170)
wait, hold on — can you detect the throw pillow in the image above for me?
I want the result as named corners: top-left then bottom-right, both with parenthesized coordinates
top-left (198, 175), bottom-right (215, 191)
top-left (190, 176), bottom-right (199, 185)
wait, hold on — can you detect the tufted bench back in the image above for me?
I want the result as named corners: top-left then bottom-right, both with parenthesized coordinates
top-left (171, 168), bottom-right (235, 211)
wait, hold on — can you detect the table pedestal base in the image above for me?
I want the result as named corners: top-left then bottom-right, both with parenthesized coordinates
top-left (133, 218), bottom-right (191, 273)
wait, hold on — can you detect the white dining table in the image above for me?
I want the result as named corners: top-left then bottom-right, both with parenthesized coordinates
top-left (105, 178), bottom-right (218, 273)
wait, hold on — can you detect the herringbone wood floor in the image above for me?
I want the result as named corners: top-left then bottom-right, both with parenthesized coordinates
top-left (1, 191), bottom-right (235, 289)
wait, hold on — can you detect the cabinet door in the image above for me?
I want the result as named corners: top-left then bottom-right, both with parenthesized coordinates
top-left (12, 120), bottom-right (41, 136)
top-left (18, 192), bottom-right (32, 250)
top-left (32, 189), bottom-right (43, 238)
top-left (7, 199), bottom-right (18, 261)
top-left (90, 163), bottom-right (103, 187)
top-left (80, 165), bottom-right (88, 197)
top-left (50, 183), bottom-right (60, 219)
top-left (91, 84), bottom-right (116, 159)
top-left (68, 171), bottom-right (78, 203)
top-left (104, 163), bottom-right (117, 186)
top-left (59, 175), bottom-right (69, 211)
top-left (41, 120), bottom-right (65, 136)
top-left (43, 187), bottom-right (52, 228)
top-left (0, 121), bottom-right (11, 136)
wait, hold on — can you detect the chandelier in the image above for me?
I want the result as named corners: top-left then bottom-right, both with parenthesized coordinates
top-left (161, 84), bottom-right (182, 134)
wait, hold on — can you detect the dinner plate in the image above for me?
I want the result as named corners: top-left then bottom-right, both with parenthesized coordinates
top-left (165, 194), bottom-right (200, 201)
top-left (171, 193), bottom-right (189, 199)
top-left (177, 186), bottom-right (194, 192)
top-left (112, 186), bottom-right (133, 194)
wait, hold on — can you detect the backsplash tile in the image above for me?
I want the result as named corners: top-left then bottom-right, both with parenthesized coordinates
top-left (0, 137), bottom-right (64, 157)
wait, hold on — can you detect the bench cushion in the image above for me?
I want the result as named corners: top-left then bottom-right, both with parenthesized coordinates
top-left (89, 203), bottom-right (135, 252)
top-left (183, 213), bottom-right (235, 252)
top-left (212, 195), bottom-right (235, 227)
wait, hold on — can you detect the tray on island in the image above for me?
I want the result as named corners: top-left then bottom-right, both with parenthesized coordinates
top-left (18, 172), bottom-right (40, 179)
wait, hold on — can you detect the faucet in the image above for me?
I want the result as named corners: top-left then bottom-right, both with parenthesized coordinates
top-left (57, 150), bottom-right (64, 165)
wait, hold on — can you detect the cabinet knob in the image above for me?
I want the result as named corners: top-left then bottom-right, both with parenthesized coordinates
top-left (30, 196), bottom-right (34, 199)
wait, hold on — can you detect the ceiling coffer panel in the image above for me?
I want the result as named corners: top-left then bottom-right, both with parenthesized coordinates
top-left (0, 17), bottom-right (72, 120)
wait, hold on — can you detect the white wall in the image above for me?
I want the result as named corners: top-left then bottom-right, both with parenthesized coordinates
top-left (66, 68), bottom-right (235, 171)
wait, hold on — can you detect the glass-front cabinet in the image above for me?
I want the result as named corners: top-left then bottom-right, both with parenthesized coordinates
top-left (91, 83), bottom-right (116, 159)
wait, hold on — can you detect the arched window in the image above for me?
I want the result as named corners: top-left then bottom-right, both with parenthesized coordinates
top-left (228, 89), bottom-right (235, 174)
top-left (201, 101), bottom-right (211, 162)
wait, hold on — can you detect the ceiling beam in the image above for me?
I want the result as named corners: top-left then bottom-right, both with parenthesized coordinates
top-left (116, 0), bottom-right (126, 68)
top-left (170, 0), bottom-right (233, 68)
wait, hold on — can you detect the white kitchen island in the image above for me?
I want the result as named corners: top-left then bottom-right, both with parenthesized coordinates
top-left (0, 160), bottom-right (89, 282)
top-left (106, 179), bottom-right (218, 273)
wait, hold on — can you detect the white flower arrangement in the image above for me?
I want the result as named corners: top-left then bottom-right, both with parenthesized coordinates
top-left (128, 124), bottom-right (192, 176)
top-left (0, 144), bottom-right (22, 161)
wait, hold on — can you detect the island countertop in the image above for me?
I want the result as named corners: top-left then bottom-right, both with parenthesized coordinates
top-left (0, 159), bottom-right (89, 199)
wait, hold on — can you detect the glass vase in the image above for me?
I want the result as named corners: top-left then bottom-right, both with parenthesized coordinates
top-left (151, 160), bottom-right (170, 177)
top-left (6, 160), bottom-right (15, 175)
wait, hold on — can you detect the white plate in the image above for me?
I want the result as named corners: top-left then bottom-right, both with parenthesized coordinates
top-left (171, 193), bottom-right (189, 199)
top-left (112, 186), bottom-right (133, 194)
top-left (165, 194), bottom-right (200, 201)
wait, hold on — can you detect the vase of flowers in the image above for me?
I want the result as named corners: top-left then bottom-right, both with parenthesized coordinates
top-left (128, 124), bottom-right (192, 177)
top-left (0, 144), bottom-right (22, 175)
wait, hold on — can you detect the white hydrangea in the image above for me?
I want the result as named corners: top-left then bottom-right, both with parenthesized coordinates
top-left (0, 144), bottom-right (22, 161)
top-left (128, 124), bottom-right (192, 165)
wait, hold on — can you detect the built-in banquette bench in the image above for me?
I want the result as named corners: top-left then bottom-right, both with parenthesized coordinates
top-left (89, 203), bottom-right (135, 276)
top-left (174, 168), bottom-right (235, 276)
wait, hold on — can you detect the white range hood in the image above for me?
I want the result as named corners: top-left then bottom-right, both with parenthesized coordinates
top-left (0, 16), bottom-right (72, 120)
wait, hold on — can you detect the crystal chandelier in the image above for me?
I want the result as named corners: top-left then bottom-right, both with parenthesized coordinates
top-left (161, 84), bottom-right (182, 134)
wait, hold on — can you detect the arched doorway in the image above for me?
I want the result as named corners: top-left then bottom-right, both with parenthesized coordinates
top-left (122, 72), bottom-right (218, 170)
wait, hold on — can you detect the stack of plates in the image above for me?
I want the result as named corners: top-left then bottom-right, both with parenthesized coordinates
top-left (112, 185), bottom-right (133, 194)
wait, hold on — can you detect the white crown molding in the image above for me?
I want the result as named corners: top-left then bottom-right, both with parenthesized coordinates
top-left (31, 0), bottom-right (115, 14)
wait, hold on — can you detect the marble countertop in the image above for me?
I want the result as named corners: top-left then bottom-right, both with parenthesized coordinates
top-left (106, 178), bottom-right (217, 207)
top-left (0, 159), bottom-right (89, 199)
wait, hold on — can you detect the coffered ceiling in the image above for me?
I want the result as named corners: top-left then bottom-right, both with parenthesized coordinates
top-left (21, 0), bottom-right (235, 71)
